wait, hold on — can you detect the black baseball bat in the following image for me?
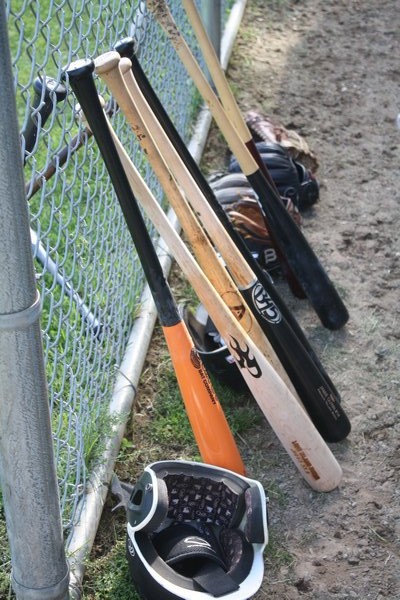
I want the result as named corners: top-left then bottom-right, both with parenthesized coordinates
top-left (145, 0), bottom-right (349, 331)
top-left (114, 38), bottom-right (351, 443)
top-left (22, 76), bottom-right (67, 162)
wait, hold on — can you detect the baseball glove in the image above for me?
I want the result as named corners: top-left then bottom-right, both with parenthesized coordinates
top-left (228, 141), bottom-right (320, 212)
top-left (245, 109), bottom-right (319, 174)
top-left (208, 169), bottom-right (301, 274)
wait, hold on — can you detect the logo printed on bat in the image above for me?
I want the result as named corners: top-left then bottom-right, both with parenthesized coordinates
top-left (190, 348), bottom-right (217, 404)
top-left (252, 282), bottom-right (282, 324)
top-left (229, 337), bottom-right (262, 378)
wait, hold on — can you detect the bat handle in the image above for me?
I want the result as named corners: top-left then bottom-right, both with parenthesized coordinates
top-left (22, 76), bottom-right (67, 161)
top-left (114, 37), bottom-right (136, 60)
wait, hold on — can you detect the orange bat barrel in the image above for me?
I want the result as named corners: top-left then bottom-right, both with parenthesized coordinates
top-left (163, 321), bottom-right (245, 474)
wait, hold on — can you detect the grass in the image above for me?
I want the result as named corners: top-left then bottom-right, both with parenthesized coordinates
top-left (0, 492), bottom-right (12, 599)
top-left (82, 540), bottom-right (141, 600)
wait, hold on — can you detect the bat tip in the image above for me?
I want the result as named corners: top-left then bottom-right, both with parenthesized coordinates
top-left (63, 58), bottom-right (94, 82)
top-left (33, 76), bottom-right (67, 101)
top-left (119, 57), bottom-right (132, 74)
top-left (94, 51), bottom-right (121, 75)
top-left (114, 37), bottom-right (136, 59)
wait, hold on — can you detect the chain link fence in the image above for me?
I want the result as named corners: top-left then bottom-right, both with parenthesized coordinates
top-left (4, 0), bottom-right (232, 538)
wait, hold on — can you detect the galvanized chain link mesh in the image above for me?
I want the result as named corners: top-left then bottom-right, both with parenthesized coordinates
top-left (5, 0), bottom-right (232, 533)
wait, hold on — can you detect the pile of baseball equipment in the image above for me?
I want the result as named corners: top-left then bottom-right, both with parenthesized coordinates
top-left (22, 1), bottom-right (352, 598)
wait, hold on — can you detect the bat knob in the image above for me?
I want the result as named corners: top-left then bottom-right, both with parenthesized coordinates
top-left (119, 57), bottom-right (132, 75)
top-left (63, 58), bottom-right (95, 82)
top-left (33, 76), bottom-right (67, 103)
top-left (94, 51), bottom-right (120, 75)
top-left (114, 37), bottom-right (136, 59)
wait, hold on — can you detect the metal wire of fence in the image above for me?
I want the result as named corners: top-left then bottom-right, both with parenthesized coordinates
top-left (3, 0), bottom-right (232, 540)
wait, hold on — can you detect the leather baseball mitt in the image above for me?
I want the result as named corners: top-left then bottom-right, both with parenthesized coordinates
top-left (245, 109), bottom-right (319, 174)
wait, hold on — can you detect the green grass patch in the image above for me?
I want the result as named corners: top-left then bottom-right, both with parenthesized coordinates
top-left (82, 540), bottom-right (140, 600)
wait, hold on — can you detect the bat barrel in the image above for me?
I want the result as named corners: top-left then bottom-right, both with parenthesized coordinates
top-left (247, 170), bottom-right (349, 330)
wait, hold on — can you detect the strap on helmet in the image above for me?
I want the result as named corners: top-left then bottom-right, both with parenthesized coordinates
top-left (154, 523), bottom-right (240, 597)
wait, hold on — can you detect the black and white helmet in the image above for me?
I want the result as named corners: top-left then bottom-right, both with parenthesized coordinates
top-left (125, 460), bottom-right (269, 600)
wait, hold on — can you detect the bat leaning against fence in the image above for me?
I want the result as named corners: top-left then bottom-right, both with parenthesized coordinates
top-left (146, 0), bottom-right (349, 332)
top-left (22, 75), bottom-right (102, 337)
top-left (98, 49), bottom-right (351, 444)
top-left (114, 37), bottom-right (346, 425)
top-left (93, 51), bottom-right (300, 404)
top-left (64, 57), bottom-right (343, 492)
top-left (184, 0), bottom-right (306, 301)
top-left (63, 58), bottom-right (245, 476)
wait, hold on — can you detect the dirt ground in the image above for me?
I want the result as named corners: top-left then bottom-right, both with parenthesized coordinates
top-left (88, 1), bottom-right (399, 598)
top-left (208, 0), bottom-right (399, 598)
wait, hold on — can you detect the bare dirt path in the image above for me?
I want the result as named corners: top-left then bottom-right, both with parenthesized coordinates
top-left (204, 1), bottom-right (399, 598)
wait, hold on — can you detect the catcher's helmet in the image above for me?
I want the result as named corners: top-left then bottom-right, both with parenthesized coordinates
top-left (126, 460), bottom-right (268, 600)
top-left (179, 303), bottom-right (249, 392)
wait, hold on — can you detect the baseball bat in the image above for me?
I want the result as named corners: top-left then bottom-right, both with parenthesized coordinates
top-left (22, 76), bottom-right (102, 337)
top-left (108, 49), bottom-right (350, 443)
top-left (64, 58), bottom-right (343, 491)
top-left (182, 2), bottom-right (306, 298)
top-left (63, 58), bottom-right (245, 476)
top-left (94, 51), bottom-right (300, 400)
top-left (146, 0), bottom-right (349, 331)
top-left (26, 127), bottom-right (88, 200)
top-left (183, 0), bottom-right (306, 300)
top-left (114, 37), bottom-right (340, 400)
top-left (22, 76), bottom-right (67, 162)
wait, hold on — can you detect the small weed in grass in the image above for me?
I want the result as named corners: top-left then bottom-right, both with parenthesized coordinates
top-left (209, 376), bottom-right (264, 436)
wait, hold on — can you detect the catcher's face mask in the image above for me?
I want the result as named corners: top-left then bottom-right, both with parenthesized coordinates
top-left (125, 460), bottom-right (269, 600)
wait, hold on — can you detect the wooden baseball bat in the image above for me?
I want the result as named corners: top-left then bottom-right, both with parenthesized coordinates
top-left (146, 0), bottom-right (349, 331)
top-left (183, 0), bottom-right (306, 300)
top-left (94, 51), bottom-right (299, 400)
top-left (113, 37), bottom-right (344, 421)
top-left (98, 51), bottom-right (351, 444)
top-left (63, 58), bottom-right (245, 476)
top-left (64, 58), bottom-right (343, 491)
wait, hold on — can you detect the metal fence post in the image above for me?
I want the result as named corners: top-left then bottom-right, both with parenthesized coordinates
top-left (201, 0), bottom-right (222, 80)
top-left (0, 3), bottom-right (70, 599)
top-left (201, 0), bottom-right (222, 57)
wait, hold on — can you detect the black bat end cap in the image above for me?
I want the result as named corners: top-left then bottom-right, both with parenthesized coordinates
top-left (114, 37), bottom-right (136, 58)
top-left (63, 58), bottom-right (95, 82)
top-left (33, 76), bottom-right (67, 101)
